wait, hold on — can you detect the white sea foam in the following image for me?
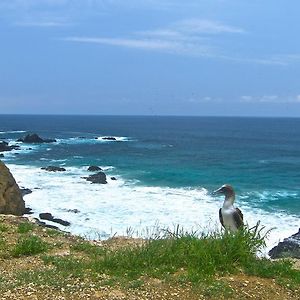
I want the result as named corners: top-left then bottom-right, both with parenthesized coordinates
top-left (0, 130), bottom-right (26, 134)
top-left (7, 164), bottom-right (299, 253)
top-left (96, 136), bottom-right (132, 142)
top-left (55, 136), bottom-right (132, 145)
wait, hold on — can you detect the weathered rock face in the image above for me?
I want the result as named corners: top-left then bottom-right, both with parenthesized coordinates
top-left (0, 160), bottom-right (25, 215)
top-left (17, 133), bottom-right (56, 144)
top-left (269, 229), bottom-right (300, 259)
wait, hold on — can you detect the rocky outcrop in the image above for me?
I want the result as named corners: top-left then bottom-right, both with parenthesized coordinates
top-left (0, 141), bottom-right (20, 152)
top-left (87, 166), bottom-right (102, 172)
top-left (0, 160), bottom-right (25, 215)
top-left (41, 166), bottom-right (66, 172)
top-left (39, 212), bottom-right (71, 226)
top-left (269, 229), bottom-right (300, 259)
top-left (17, 133), bottom-right (56, 144)
top-left (83, 172), bottom-right (107, 184)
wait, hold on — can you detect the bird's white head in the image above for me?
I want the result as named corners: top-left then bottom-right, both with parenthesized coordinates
top-left (213, 184), bottom-right (235, 203)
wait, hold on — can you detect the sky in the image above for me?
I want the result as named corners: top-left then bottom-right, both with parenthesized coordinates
top-left (0, 0), bottom-right (300, 117)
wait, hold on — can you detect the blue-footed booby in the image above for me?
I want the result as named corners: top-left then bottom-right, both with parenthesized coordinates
top-left (213, 184), bottom-right (244, 232)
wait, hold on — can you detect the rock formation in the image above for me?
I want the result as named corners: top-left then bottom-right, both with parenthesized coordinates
top-left (41, 166), bottom-right (66, 172)
top-left (0, 141), bottom-right (20, 152)
top-left (87, 165), bottom-right (102, 172)
top-left (0, 160), bottom-right (25, 215)
top-left (269, 229), bottom-right (300, 259)
top-left (83, 171), bottom-right (107, 184)
top-left (17, 133), bottom-right (56, 144)
top-left (39, 212), bottom-right (71, 226)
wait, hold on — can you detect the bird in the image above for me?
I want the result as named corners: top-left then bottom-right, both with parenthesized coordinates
top-left (213, 184), bottom-right (244, 232)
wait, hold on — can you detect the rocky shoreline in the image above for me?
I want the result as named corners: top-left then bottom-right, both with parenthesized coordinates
top-left (0, 133), bottom-right (299, 259)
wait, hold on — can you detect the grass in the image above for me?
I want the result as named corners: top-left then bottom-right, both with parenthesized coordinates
top-left (1, 219), bottom-right (299, 298)
top-left (17, 222), bottom-right (34, 234)
top-left (39, 224), bottom-right (300, 290)
top-left (12, 235), bottom-right (49, 257)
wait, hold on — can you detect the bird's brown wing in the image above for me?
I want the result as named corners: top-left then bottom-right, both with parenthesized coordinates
top-left (219, 208), bottom-right (224, 228)
top-left (233, 207), bottom-right (244, 229)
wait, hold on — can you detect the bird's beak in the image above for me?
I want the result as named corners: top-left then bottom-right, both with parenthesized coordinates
top-left (212, 187), bottom-right (222, 195)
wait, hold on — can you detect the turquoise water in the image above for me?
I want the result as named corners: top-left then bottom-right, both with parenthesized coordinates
top-left (0, 115), bottom-right (299, 246)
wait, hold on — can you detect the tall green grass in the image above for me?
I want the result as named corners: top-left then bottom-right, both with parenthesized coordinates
top-left (44, 224), bottom-right (273, 284)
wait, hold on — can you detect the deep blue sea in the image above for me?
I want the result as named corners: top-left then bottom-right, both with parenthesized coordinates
top-left (1, 115), bottom-right (299, 249)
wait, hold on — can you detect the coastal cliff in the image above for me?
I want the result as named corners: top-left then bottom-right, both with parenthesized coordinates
top-left (0, 160), bottom-right (25, 215)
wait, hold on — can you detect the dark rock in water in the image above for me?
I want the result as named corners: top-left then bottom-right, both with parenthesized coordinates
top-left (0, 141), bottom-right (20, 152)
top-left (84, 171), bottom-right (107, 184)
top-left (111, 177), bottom-right (117, 181)
top-left (24, 207), bottom-right (34, 215)
top-left (87, 165), bottom-right (102, 172)
top-left (269, 228), bottom-right (300, 259)
top-left (52, 218), bottom-right (71, 226)
top-left (39, 212), bottom-right (70, 226)
top-left (18, 133), bottom-right (56, 144)
top-left (33, 218), bottom-right (59, 230)
top-left (20, 188), bottom-right (33, 197)
top-left (39, 212), bottom-right (53, 221)
top-left (67, 209), bottom-right (80, 214)
top-left (41, 166), bottom-right (66, 172)
top-left (102, 136), bottom-right (117, 141)
top-left (0, 154), bottom-right (4, 157)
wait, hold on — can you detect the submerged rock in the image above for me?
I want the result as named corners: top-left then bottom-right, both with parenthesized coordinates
top-left (41, 166), bottom-right (66, 172)
top-left (18, 133), bottom-right (56, 144)
top-left (269, 229), bottom-right (300, 259)
top-left (0, 161), bottom-right (25, 215)
top-left (87, 165), bottom-right (102, 172)
top-left (83, 171), bottom-right (107, 184)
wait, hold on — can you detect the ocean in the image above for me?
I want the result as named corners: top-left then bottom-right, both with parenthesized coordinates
top-left (0, 115), bottom-right (299, 250)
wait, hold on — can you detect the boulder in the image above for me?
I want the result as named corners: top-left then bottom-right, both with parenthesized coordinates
top-left (0, 154), bottom-right (3, 158)
top-left (0, 161), bottom-right (25, 215)
top-left (18, 133), bottom-right (56, 144)
top-left (39, 212), bottom-right (70, 226)
top-left (84, 171), bottom-right (107, 184)
top-left (41, 166), bottom-right (66, 172)
top-left (87, 165), bottom-right (102, 172)
top-left (111, 177), bottom-right (117, 181)
top-left (269, 229), bottom-right (300, 259)
top-left (0, 141), bottom-right (20, 152)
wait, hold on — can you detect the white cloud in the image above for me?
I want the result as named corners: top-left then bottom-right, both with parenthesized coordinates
top-left (175, 19), bottom-right (245, 34)
top-left (240, 95), bottom-right (300, 104)
top-left (64, 36), bottom-right (211, 56)
top-left (64, 18), bottom-right (244, 57)
top-left (15, 21), bottom-right (70, 27)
